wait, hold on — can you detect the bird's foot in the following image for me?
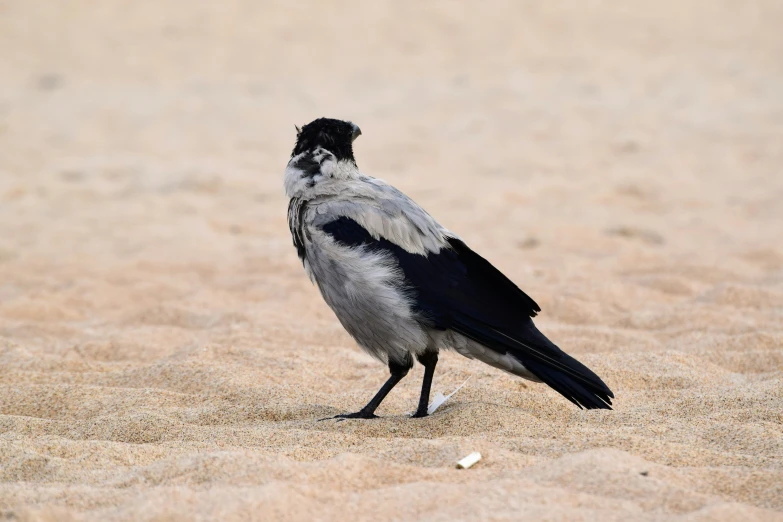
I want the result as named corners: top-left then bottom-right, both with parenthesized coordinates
top-left (320, 410), bottom-right (378, 421)
top-left (410, 409), bottom-right (429, 418)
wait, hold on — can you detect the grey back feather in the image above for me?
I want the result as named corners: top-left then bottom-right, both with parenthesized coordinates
top-left (286, 152), bottom-right (453, 254)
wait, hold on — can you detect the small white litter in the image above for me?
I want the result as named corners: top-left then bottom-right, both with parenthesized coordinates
top-left (427, 376), bottom-right (471, 415)
top-left (456, 452), bottom-right (482, 469)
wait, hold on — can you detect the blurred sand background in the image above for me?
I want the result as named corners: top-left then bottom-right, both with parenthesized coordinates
top-left (1, 1), bottom-right (783, 520)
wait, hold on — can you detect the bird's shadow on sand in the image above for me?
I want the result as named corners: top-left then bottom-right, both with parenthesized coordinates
top-left (302, 401), bottom-right (543, 439)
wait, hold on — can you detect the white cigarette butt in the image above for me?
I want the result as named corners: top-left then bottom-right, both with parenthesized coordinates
top-left (456, 452), bottom-right (482, 469)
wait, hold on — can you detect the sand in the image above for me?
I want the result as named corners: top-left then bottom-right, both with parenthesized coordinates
top-left (1, 1), bottom-right (782, 520)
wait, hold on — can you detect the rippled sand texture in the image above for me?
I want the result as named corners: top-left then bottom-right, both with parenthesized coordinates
top-left (1, 1), bottom-right (782, 520)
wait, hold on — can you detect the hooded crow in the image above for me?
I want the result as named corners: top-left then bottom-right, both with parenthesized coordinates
top-left (285, 118), bottom-right (614, 419)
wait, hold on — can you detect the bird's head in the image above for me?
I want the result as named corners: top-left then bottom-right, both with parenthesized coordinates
top-left (291, 118), bottom-right (362, 165)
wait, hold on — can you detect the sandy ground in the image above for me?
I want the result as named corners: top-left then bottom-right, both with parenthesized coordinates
top-left (1, 1), bottom-right (783, 520)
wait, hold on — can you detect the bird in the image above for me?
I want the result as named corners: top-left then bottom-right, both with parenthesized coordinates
top-left (285, 117), bottom-right (614, 419)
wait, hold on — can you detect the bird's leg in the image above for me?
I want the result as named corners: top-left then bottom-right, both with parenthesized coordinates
top-left (325, 355), bottom-right (412, 420)
top-left (411, 352), bottom-right (438, 418)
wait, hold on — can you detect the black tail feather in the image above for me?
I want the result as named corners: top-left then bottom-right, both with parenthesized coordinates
top-left (522, 357), bottom-right (613, 410)
top-left (452, 316), bottom-right (614, 410)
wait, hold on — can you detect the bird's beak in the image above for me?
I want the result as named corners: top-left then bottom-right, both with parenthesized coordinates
top-left (351, 123), bottom-right (362, 142)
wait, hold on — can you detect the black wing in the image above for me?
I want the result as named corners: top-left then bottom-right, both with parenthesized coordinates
top-left (321, 216), bottom-right (614, 410)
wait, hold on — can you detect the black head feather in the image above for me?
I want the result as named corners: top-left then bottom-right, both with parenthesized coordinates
top-left (291, 118), bottom-right (362, 164)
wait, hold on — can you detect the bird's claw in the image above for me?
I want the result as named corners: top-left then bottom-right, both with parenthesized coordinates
top-left (410, 410), bottom-right (429, 418)
top-left (319, 411), bottom-right (379, 421)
